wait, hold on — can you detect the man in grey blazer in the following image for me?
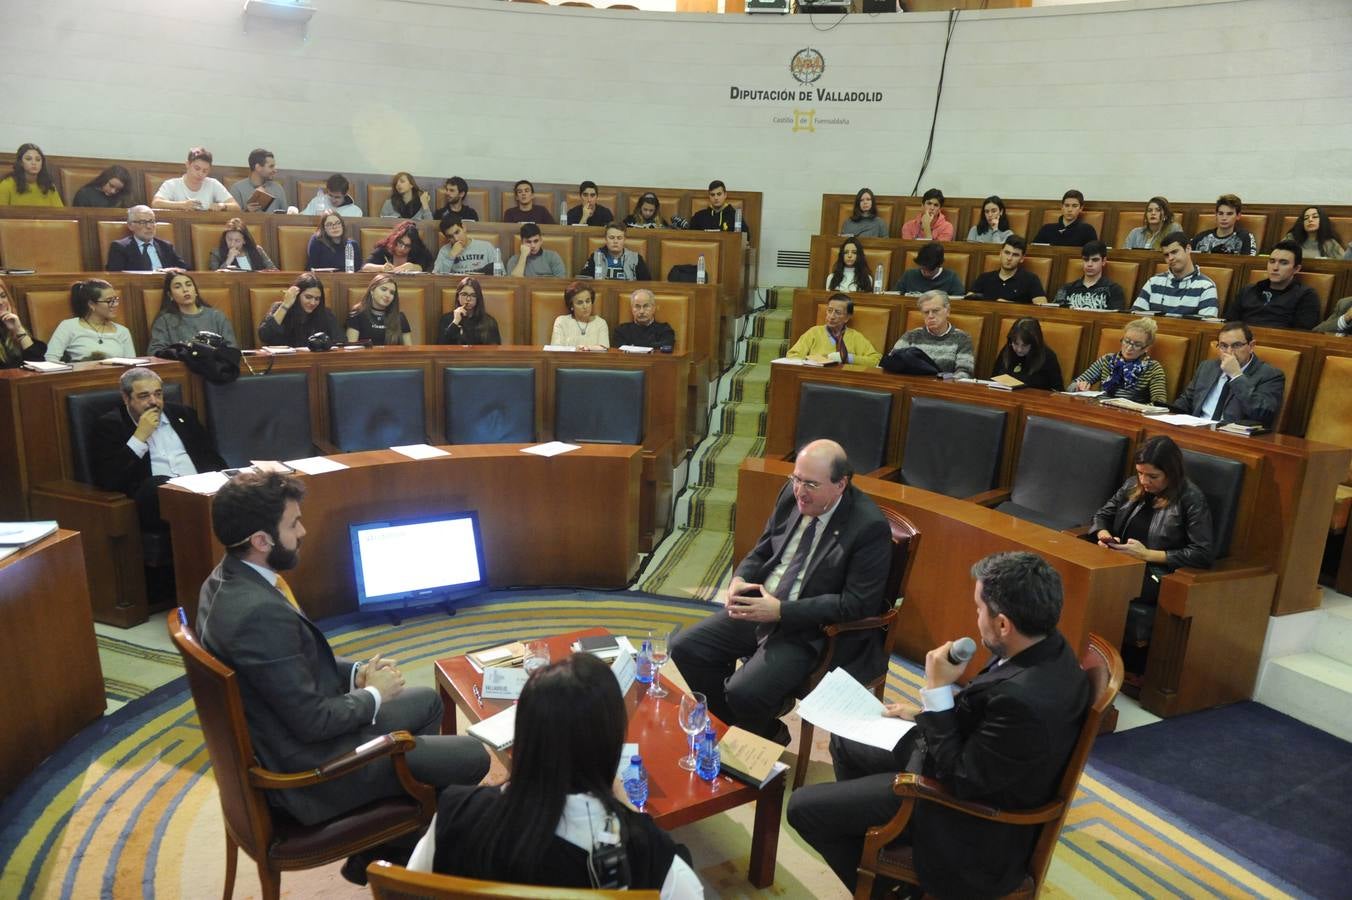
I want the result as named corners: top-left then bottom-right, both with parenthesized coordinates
top-left (1171, 321), bottom-right (1285, 428)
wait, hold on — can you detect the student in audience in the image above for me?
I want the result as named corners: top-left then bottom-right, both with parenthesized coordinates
top-left (966, 195), bottom-right (1013, 243)
top-left (106, 206), bottom-right (188, 272)
top-left (380, 171), bottom-right (432, 220)
top-left (227, 148), bottom-right (287, 213)
top-left (432, 176), bottom-right (479, 222)
top-left (152, 147), bottom-right (238, 212)
top-left (894, 241), bottom-right (963, 296)
top-left (507, 223), bottom-right (567, 277)
top-left (0, 143), bottom-right (63, 207)
top-left (1122, 196), bottom-right (1174, 250)
top-left (306, 211), bottom-right (360, 271)
top-left (408, 652), bottom-right (700, 897)
top-left (840, 187), bottom-right (888, 239)
top-left (72, 165), bottom-right (133, 208)
top-left (301, 173), bottom-right (364, 217)
top-left (1053, 240), bottom-right (1126, 310)
top-left (346, 273), bottom-right (412, 346)
top-left (1315, 296), bottom-right (1352, 335)
top-left (207, 218), bottom-right (277, 271)
top-left (1191, 194), bottom-right (1257, 255)
top-left (900, 188), bottom-right (954, 241)
top-left (786, 293), bottom-right (881, 367)
top-left (437, 276), bottom-right (502, 346)
top-left (1068, 317), bottom-right (1167, 404)
top-left (45, 279), bottom-right (136, 362)
top-left (968, 236), bottom-right (1047, 304)
top-left (1032, 190), bottom-right (1096, 246)
top-left (362, 221), bottom-right (433, 273)
top-left (1284, 206), bottom-right (1345, 259)
top-left (148, 272), bottom-right (239, 354)
top-left (1171, 321), bottom-right (1284, 427)
top-left (826, 237), bottom-right (873, 292)
top-left (0, 277), bottom-right (47, 368)
top-left (688, 180), bottom-right (749, 239)
top-left (1225, 240), bottom-right (1320, 330)
top-left (891, 291), bottom-right (974, 378)
top-left (565, 180), bottom-right (614, 227)
top-left (991, 317), bottom-right (1063, 391)
top-left (1132, 232), bottom-right (1219, 318)
top-left (259, 272), bottom-right (343, 348)
top-left (433, 215), bottom-right (495, 276)
top-left (1092, 435), bottom-right (1213, 681)
top-left (503, 179), bottom-right (555, 225)
top-left (550, 282), bottom-right (608, 350)
top-left (612, 288), bottom-right (676, 351)
top-left (580, 223), bottom-right (651, 281)
top-left (624, 192), bottom-right (671, 230)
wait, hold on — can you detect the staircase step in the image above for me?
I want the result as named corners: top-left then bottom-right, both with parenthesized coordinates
top-left (1257, 652), bottom-right (1352, 743)
top-left (687, 486), bottom-right (739, 532)
top-left (746, 337), bottom-right (789, 364)
top-left (751, 312), bottom-right (793, 340)
top-left (718, 402), bottom-right (767, 438)
top-left (696, 435), bottom-right (766, 490)
top-left (1314, 604), bottom-right (1352, 666)
top-left (727, 365), bottom-right (772, 404)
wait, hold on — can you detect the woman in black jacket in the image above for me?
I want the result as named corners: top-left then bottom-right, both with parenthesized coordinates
top-left (258, 272), bottom-right (343, 348)
top-left (436, 276), bottom-right (501, 345)
top-left (991, 317), bottom-right (1063, 391)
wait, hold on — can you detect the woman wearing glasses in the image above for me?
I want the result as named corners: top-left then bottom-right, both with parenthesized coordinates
top-left (437, 277), bottom-right (501, 345)
top-left (362, 221), bottom-right (433, 273)
top-left (1067, 317), bottom-right (1166, 404)
top-left (46, 279), bottom-right (136, 362)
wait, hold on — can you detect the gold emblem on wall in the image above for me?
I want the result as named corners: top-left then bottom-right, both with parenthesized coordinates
top-left (792, 109), bottom-right (816, 132)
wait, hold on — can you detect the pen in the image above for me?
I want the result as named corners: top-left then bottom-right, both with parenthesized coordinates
top-left (472, 684), bottom-right (483, 707)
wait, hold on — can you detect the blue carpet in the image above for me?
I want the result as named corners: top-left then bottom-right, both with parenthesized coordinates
top-left (1091, 701), bottom-right (1352, 898)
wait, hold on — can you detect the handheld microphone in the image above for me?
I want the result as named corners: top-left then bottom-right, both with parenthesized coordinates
top-left (946, 636), bottom-right (977, 666)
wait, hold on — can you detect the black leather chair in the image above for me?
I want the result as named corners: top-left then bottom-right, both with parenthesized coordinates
top-left (1180, 448), bottom-right (1245, 559)
top-left (996, 416), bottom-right (1129, 531)
top-left (792, 382), bottom-right (892, 474)
top-left (443, 367), bottom-right (535, 444)
top-left (68, 385), bottom-right (183, 485)
top-left (897, 396), bottom-right (1006, 497)
top-left (205, 374), bottom-right (314, 468)
top-left (554, 369), bottom-right (644, 444)
top-left (326, 369), bottom-right (425, 452)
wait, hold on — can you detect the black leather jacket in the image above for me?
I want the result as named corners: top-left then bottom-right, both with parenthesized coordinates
top-left (1091, 477), bottom-right (1215, 571)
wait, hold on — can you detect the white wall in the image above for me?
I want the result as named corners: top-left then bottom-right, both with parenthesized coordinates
top-left (4, 0), bottom-right (1350, 286)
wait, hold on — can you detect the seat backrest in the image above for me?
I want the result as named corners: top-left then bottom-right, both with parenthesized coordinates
top-left (326, 369), bottom-right (426, 451)
top-left (659, 239), bottom-right (721, 285)
top-left (1179, 448), bottom-right (1245, 560)
top-left (554, 368), bottom-right (644, 444)
top-left (340, 285), bottom-right (427, 345)
top-left (899, 396), bottom-right (1006, 498)
top-left (813, 303), bottom-right (888, 357)
top-left (498, 191), bottom-right (558, 221)
top-left (983, 253), bottom-right (1052, 289)
top-left (530, 289), bottom-right (566, 346)
top-left (206, 373), bottom-right (314, 467)
top-left (617, 292), bottom-right (689, 355)
top-left (275, 225), bottom-right (317, 271)
top-left (444, 367), bottom-right (535, 444)
top-left (998, 316), bottom-right (1083, 387)
top-left (566, 190), bottom-right (621, 216)
top-left (1094, 328), bottom-right (1191, 399)
top-left (1039, 207), bottom-right (1106, 239)
top-left (24, 289), bottom-right (75, 343)
top-left (1303, 355), bottom-right (1352, 482)
top-left (793, 382), bottom-right (893, 473)
top-left (0, 219), bottom-right (82, 272)
top-left (58, 165), bottom-right (109, 206)
top-left (835, 201), bottom-right (896, 236)
top-left (901, 203), bottom-right (961, 234)
top-left (880, 507), bottom-right (919, 613)
top-left (584, 235), bottom-right (650, 263)
top-left (1062, 258), bottom-right (1141, 301)
top-left (1194, 212), bottom-right (1269, 248)
top-left (366, 861), bottom-right (660, 899)
top-left (436, 187), bottom-right (491, 221)
top-left (441, 287), bottom-right (517, 345)
top-left (902, 311), bottom-right (984, 363)
top-left (510, 233), bottom-right (575, 272)
top-left (1009, 416), bottom-right (1129, 526)
top-left (1244, 267), bottom-right (1336, 308)
top-left (67, 384), bottom-right (183, 484)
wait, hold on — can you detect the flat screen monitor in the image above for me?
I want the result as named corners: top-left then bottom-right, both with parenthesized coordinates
top-left (349, 511), bottom-right (486, 611)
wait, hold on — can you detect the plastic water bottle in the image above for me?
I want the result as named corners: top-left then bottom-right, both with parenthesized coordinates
top-left (314, 187), bottom-right (331, 214)
top-left (696, 723), bottom-right (720, 781)
top-left (595, 250), bottom-right (607, 280)
top-left (696, 255), bottom-right (706, 285)
top-left (561, 200), bottom-right (570, 225)
top-left (636, 637), bottom-right (654, 684)
top-left (874, 263), bottom-right (885, 293)
top-left (343, 241), bottom-right (355, 273)
top-left (733, 206), bottom-right (743, 233)
top-left (623, 755), bottom-right (648, 811)
top-left (492, 247), bottom-right (504, 276)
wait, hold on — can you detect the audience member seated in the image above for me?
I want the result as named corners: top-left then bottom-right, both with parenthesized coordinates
top-left (227, 148), bottom-right (287, 213)
top-left (1314, 296), bottom-right (1352, 336)
top-left (152, 146), bottom-right (238, 212)
top-left (1122, 196), bottom-right (1174, 250)
top-left (612, 288), bottom-right (675, 351)
top-left (826, 237), bottom-right (874, 293)
top-left (1171, 321), bottom-right (1284, 427)
top-left (900, 188), bottom-right (954, 241)
top-left (966, 195), bottom-right (1014, 244)
top-left (1285, 205), bottom-right (1345, 259)
top-left (207, 217), bottom-right (277, 271)
top-left (991, 317), bottom-right (1063, 391)
top-left (148, 272), bottom-right (239, 355)
top-left (840, 187), bottom-right (888, 239)
top-left (1053, 240), bottom-right (1126, 310)
top-left (433, 215), bottom-right (495, 276)
top-left (507, 223), bottom-right (566, 278)
top-left (1190, 193), bottom-right (1257, 255)
top-left (579, 223), bottom-right (651, 281)
top-left (787, 551), bottom-right (1091, 899)
top-left (306, 211), bottom-right (360, 272)
top-left (406, 652), bottom-right (700, 897)
top-left (300, 173), bottom-right (363, 217)
top-left (688, 180), bottom-right (749, 240)
top-left (432, 176), bottom-right (479, 222)
top-left (380, 171), bottom-right (433, 220)
top-left (259, 272), bottom-right (344, 348)
top-left (968, 236), bottom-right (1047, 304)
top-left (502, 179), bottom-right (555, 225)
top-left (891, 291), bottom-right (974, 378)
top-left (1091, 435), bottom-right (1213, 680)
top-left (437, 276), bottom-right (501, 346)
top-left (1132, 232), bottom-right (1219, 318)
top-left (45, 279), bottom-right (136, 362)
top-left (0, 142), bottom-right (63, 207)
top-left (106, 205), bottom-right (188, 273)
top-left (1068, 317), bottom-right (1166, 404)
top-left (1225, 240), bottom-right (1319, 330)
top-left (565, 180), bottom-right (614, 227)
top-left (624, 192), bottom-right (672, 230)
top-left (787, 293), bottom-right (881, 367)
top-left (0, 277), bottom-right (46, 367)
top-left (363, 221), bottom-right (434, 273)
top-left (1033, 190), bottom-right (1097, 247)
top-left (550, 282), bottom-right (609, 350)
top-left (894, 241), bottom-right (963, 296)
top-left (72, 164), bottom-right (133, 208)
top-left (346, 273), bottom-right (412, 346)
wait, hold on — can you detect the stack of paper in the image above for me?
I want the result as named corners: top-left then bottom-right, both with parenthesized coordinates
top-left (1146, 413), bottom-right (1215, 428)
top-left (797, 668), bottom-right (913, 751)
top-left (0, 520), bottom-right (58, 549)
top-left (468, 705), bottom-right (517, 751)
top-left (468, 641), bottom-right (526, 674)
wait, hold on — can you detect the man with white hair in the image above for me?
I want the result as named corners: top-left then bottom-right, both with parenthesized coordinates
top-left (105, 206), bottom-right (187, 272)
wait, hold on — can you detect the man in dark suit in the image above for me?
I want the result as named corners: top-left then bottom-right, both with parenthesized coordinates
top-left (788, 551), bottom-right (1091, 898)
top-left (670, 439), bottom-right (891, 742)
top-left (1171, 321), bottom-right (1286, 427)
top-left (105, 205), bottom-right (188, 272)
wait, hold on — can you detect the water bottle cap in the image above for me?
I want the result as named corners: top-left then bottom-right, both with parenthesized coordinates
top-left (631, 755), bottom-right (642, 764)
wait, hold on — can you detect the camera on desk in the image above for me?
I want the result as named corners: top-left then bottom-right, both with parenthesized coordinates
top-left (193, 330), bottom-right (227, 348)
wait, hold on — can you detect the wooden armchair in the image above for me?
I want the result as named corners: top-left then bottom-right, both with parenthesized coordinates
top-left (367, 862), bottom-right (659, 898)
top-left (853, 633), bottom-right (1123, 900)
top-left (168, 610), bottom-right (436, 900)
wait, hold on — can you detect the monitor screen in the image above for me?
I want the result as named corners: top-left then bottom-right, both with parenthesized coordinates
top-left (349, 512), bottom-right (486, 610)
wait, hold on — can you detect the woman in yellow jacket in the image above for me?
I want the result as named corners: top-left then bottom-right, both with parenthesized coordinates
top-left (0, 143), bottom-right (64, 207)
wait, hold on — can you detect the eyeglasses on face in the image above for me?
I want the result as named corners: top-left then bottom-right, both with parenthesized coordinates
top-left (1120, 337), bottom-right (1147, 350)
top-left (92, 296), bottom-right (122, 306)
top-left (1217, 340), bottom-right (1251, 351)
top-left (130, 219), bottom-right (156, 226)
top-left (788, 474), bottom-right (823, 491)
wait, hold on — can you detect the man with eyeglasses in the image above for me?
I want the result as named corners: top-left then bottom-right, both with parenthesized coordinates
top-left (1132, 232), bottom-right (1219, 318)
top-left (106, 205), bottom-right (187, 272)
top-left (670, 439), bottom-right (892, 744)
top-left (1170, 321), bottom-right (1285, 427)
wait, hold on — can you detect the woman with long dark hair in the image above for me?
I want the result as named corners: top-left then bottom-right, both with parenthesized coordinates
top-left (45, 279), bottom-right (136, 361)
top-left (346, 273), bottom-right (412, 345)
top-left (148, 272), bottom-right (238, 354)
top-left (840, 188), bottom-right (887, 238)
top-left (1284, 206), bottom-right (1345, 259)
top-left (0, 277), bottom-right (46, 367)
top-left (991, 317), bottom-right (1063, 391)
top-left (379, 171), bottom-right (432, 220)
top-left (966, 195), bottom-right (1013, 243)
top-left (0, 142), bottom-right (63, 207)
top-left (362, 220), bottom-right (434, 273)
top-left (624, 192), bottom-right (670, 229)
top-left (208, 218), bottom-right (277, 271)
top-left (826, 237), bottom-right (873, 292)
top-left (1122, 197), bottom-right (1173, 250)
top-left (259, 272), bottom-right (343, 347)
top-left (437, 276), bottom-right (501, 345)
top-left (72, 165), bottom-right (133, 208)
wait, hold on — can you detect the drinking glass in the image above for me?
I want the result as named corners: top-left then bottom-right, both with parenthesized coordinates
top-left (678, 691), bottom-right (707, 771)
top-left (523, 639), bottom-right (550, 675)
top-left (647, 627), bottom-right (673, 698)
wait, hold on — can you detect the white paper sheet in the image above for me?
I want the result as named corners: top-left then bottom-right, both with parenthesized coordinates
top-left (390, 444), bottom-right (451, 460)
top-left (797, 668), bottom-right (914, 751)
top-left (284, 456), bottom-right (350, 475)
top-left (1061, 389), bottom-right (1104, 398)
top-left (481, 667), bottom-right (529, 700)
top-left (166, 471), bottom-right (231, 494)
top-left (611, 648), bottom-right (637, 697)
top-left (1146, 413), bottom-right (1215, 427)
top-left (521, 441), bottom-right (582, 458)
top-left (542, 344), bottom-right (579, 352)
top-left (619, 345), bottom-right (654, 354)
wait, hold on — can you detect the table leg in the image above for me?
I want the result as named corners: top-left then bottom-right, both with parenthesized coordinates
top-left (438, 683), bottom-right (458, 735)
top-left (747, 772), bottom-right (785, 887)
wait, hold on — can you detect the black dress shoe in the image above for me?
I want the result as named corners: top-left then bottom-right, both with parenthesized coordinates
top-left (340, 852), bottom-right (371, 886)
top-left (771, 721), bottom-right (791, 746)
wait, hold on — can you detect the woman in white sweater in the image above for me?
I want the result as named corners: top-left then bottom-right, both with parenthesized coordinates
top-left (550, 282), bottom-right (609, 350)
top-left (45, 279), bottom-right (136, 362)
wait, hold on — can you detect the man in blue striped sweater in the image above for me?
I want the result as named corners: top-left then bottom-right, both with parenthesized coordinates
top-left (1131, 232), bottom-right (1219, 318)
